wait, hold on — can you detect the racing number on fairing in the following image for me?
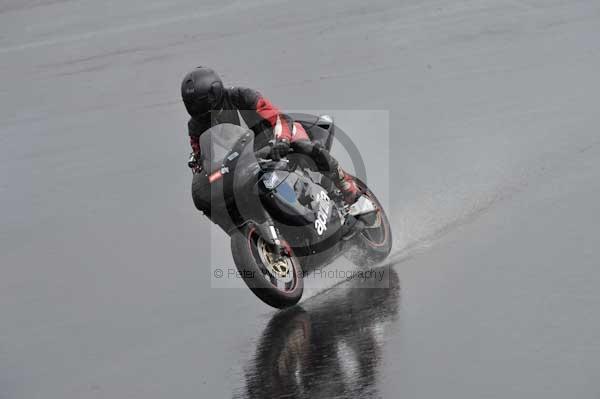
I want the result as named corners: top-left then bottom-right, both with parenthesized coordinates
top-left (314, 191), bottom-right (331, 236)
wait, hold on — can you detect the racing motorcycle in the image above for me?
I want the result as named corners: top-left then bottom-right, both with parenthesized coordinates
top-left (195, 114), bottom-right (392, 308)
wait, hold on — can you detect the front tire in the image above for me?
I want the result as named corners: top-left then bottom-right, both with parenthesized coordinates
top-left (230, 228), bottom-right (303, 309)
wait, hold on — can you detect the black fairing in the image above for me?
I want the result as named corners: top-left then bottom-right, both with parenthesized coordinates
top-left (259, 169), bottom-right (343, 258)
top-left (199, 120), bottom-right (345, 266)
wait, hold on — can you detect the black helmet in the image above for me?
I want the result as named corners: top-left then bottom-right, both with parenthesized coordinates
top-left (181, 66), bottom-right (224, 118)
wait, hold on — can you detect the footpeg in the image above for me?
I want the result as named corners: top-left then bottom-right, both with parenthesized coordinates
top-left (348, 195), bottom-right (377, 216)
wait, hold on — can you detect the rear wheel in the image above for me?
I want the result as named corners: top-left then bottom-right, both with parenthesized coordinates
top-left (346, 181), bottom-right (392, 266)
top-left (231, 228), bottom-right (303, 309)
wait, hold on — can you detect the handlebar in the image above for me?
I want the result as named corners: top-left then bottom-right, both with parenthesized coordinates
top-left (254, 145), bottom-right (273, 160)
top-left (254, 142), bottom-right (294, 162)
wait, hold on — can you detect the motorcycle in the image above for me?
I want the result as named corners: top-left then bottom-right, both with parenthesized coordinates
top-left (195, 114), bottom-right (392, 308)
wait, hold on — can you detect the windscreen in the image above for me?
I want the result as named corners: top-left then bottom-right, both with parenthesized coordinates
top-left (199, 123), bottom-right (253, 173)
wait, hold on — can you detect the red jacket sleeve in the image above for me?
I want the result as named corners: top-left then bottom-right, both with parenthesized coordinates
top-left (229, 87), bottom-right (294, 142)
top-left (255, 96), bottom-right (293, 142)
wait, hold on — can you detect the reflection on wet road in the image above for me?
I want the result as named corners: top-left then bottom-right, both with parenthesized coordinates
top-left (241, 266), bottom-right (400, 399)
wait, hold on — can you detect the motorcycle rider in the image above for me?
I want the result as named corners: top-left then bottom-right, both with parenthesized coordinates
top-left (182, 66), bottom-right (359, 215)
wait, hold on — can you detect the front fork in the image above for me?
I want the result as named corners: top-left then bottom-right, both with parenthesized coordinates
top-left (250, 217), bottom-right (288, 260)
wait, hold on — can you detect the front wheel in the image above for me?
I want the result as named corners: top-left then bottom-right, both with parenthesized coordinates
top-left (230, 228), bottom-right (303, 309)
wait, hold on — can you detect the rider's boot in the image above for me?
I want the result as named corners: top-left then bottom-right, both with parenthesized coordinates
top-left (334, 166), bottom-right (360, 205)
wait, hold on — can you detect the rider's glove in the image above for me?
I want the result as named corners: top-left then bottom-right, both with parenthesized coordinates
top-left (187, 152), bottom-right (202, 174)
top-left (270, 139), bottom-right (290, 161)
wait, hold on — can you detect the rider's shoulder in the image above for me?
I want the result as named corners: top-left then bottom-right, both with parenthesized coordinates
top-left (227, 86), bottom-right (260, 102)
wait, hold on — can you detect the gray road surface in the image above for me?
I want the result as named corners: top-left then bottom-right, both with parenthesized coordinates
top-left (1, 1), bottom-right (599, 398)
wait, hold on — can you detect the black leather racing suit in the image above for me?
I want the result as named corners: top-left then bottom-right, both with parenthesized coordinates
top-left (188, 87), bottom-right (358, 221)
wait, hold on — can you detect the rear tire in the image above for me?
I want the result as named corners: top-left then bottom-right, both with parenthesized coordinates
top-left (346, 181), bottom-right (393, 266)
top-left (231, 228), bottom-right (303, 309)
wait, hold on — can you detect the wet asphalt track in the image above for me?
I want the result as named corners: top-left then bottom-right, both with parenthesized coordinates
top-left (1, 1), bottom-right (600, 398)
